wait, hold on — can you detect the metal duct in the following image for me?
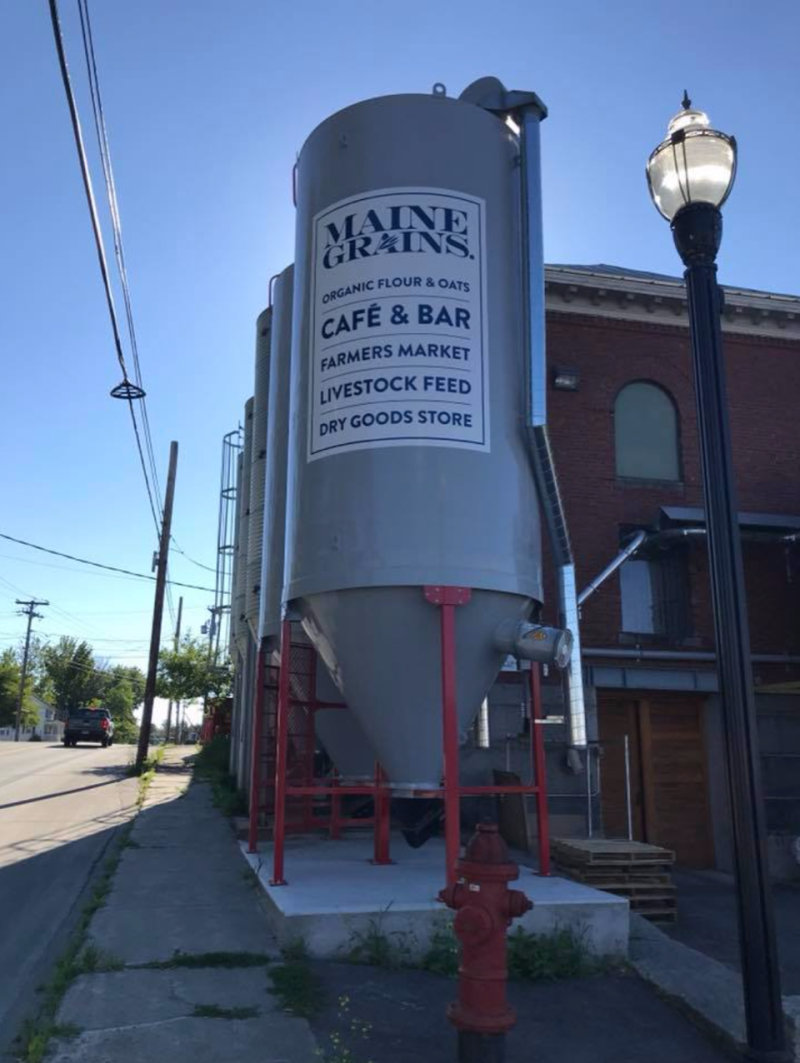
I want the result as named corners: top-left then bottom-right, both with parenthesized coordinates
top-left (578, 531), bottom-right (648, 607)
top-left (518, 99), bottom-right (587, 759)
top-left (246, 309), bottom-right (272, 642)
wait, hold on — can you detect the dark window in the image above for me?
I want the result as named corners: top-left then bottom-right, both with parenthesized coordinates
top-left (615, 381), bottom-right (680, 481)
top-left (619, 549), bottom-right (690, 640)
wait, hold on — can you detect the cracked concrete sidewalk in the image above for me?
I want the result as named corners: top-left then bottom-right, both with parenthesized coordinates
top-left (48, 749), bottom-right (319, 1063)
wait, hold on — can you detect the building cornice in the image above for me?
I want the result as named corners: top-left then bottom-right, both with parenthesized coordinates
top-left (545, 266), bottom-right (800, 341)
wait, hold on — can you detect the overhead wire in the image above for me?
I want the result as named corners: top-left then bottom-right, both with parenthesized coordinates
top-left (170, 537), bottom-right (217, 574)
top-left (73, 0), bottom-right (168, 624)
top-left (52, 1), bottom-right (185, 631)
top-left (48, 0), bottom-right (162, 542)
top-left (0, 532), bottom-right (215, 594)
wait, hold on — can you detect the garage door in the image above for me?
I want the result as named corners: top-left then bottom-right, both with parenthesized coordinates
top-left (598, 694), bottom-right (714, 868)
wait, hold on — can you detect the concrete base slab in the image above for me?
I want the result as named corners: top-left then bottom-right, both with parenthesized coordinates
top-left (241, 835), bottom-right (628, 960)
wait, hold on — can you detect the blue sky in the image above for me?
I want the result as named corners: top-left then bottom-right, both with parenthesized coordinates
top-left (1, 0), bottom-right (798, 722)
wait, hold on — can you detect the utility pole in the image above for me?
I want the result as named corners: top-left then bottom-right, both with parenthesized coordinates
top-left (164, 595), bottom-right (183, 743)
top-left (136, 441), bottom-right (178, 773)
top-left (15, 599), bottom-right (48, 741)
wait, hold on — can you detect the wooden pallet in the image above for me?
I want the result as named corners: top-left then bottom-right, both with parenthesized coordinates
top-left (552, 838), bottom-right (677, 923)
top-left (557, 865), bottom-right (673, 886)
top-left (552, 838), bottom-right (675, 866)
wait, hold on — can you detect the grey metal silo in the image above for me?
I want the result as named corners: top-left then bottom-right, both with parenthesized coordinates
top-left (259, 265), bottom-right (375, 777)
top-left (246, 309), bottom-right (272, 642)
top-left (284, 92), bottom-right (542, 788)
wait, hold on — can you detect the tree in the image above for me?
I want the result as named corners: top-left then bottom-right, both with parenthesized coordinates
top-left (103, 678), bottom-right (137, 743)
top-left (0, 647), bottom-right (38, 729)
top-left (97, 664), bottom-right (145, 743)
top-left (157, 634), bottom-right (232, 705)
top-left (42, 637), bottom-right (103, 718)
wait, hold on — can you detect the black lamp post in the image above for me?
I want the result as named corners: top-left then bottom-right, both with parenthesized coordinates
top-left (647, 96), bottom-right (787, 1062)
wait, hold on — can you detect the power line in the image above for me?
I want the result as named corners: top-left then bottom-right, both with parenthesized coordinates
top-left (170, 537), bottom-right (217, 574)
top-left (0, 532), bottom-right (215, 593)
top-left (48, 0), bottom-right (161, 538)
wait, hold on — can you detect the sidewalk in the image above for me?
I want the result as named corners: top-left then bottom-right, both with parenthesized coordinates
top-left (41, 751), bottom-right (739, 1063)
top-left (47, 749), bottom-right (319, 1063)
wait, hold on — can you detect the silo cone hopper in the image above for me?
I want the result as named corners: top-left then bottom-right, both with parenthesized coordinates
top-left (300, 588), bottom-right (532, 790)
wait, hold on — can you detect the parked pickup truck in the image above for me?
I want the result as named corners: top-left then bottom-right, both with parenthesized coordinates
top-left (63, 708), bottom-right (115, 748)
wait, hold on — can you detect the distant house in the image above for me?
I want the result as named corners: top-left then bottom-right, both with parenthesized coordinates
top-left (0, 695), bottom-right (64, 742)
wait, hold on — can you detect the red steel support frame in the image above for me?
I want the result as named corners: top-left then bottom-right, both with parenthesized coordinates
top-left (270, 618), bottom-right (292, 886)
top-left (425, 586), bottom-right (551, 886)
top-left (372, 763), bottom-right (393, 865)
top-left (530, 663), bottom-right (551, 876)
top-left (268, 618), bottom-right (391, 884)
top-left (247, 644), bottom-right (267, 853)
top-left (425, 585), bottom-right (472, 888)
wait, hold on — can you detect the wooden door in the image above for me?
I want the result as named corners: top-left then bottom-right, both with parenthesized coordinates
top-left (598, 693), bottom-right (714, 868)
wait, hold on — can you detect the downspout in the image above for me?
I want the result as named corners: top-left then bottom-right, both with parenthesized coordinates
top-left (518, 102), bottom-right (587, 770)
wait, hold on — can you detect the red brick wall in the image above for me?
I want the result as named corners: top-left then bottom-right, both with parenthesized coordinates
top-left (540, 311), bottom-right (800, 666)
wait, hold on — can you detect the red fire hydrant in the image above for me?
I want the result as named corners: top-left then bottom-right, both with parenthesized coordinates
top-left (439, 823), bottom-right (532, 1062)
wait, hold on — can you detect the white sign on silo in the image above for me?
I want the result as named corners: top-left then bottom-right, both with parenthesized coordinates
top-left (309, 191), bottom-right (489, 459)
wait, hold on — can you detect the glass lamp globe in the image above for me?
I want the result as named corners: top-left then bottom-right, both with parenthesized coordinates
top-left (646, 94), bottom-right (737, 221)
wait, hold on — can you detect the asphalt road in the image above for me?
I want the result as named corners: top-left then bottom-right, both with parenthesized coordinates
top-left (0, 742), bottom-right (139, 1051)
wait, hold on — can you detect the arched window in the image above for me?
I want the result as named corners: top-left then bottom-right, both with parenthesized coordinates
top-left (614, 382), bottom-right (680, 482)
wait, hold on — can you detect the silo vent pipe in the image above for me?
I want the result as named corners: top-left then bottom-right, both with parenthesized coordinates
top-left (517, 101), bottom-right (587, 767)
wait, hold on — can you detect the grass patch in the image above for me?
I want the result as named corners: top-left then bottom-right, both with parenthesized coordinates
top-left (507, 925), bottom-right (610, 982)
top-left (192, 1004), bottom-right (260, 1020)
top-left (194, 737), bottom-right (247, 816)
top-left (14, 828), bottom-right (131, 1061)
top-left (268, 940), bottom-right (325, 1018)
top-left (420, 922), bottom-right (459, 977)
top-left (126, 746), bottom-right (165, 778)
top-left (76, 944), bottom-right (124, 974)
top-left (346, 916), bottom-right (411, 970)
top-left (140, 951), bottom-right (273, 970)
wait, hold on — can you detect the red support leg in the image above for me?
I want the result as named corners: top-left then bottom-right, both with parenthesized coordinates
top-left (530, 664), bottom-right (551, 876)
top-left (271, 619), bottom-right (292, 886)
top-left (372, 763), bottom-right (393, 865)
top-left (440, 601), bottom-right (461, 889)
top-left (329, 770), bottom-right (342, 841)
top-left (247, 645), bottom-right (266, 854)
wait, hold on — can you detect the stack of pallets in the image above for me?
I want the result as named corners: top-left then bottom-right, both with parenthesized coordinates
top-left (552, 838), bottom-right (677, 923)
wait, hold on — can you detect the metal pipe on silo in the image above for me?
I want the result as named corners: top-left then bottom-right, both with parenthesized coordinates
top-left (517, 98), bottom-right (587, 765)
top-left (246, 308), bottom-right (272, 644)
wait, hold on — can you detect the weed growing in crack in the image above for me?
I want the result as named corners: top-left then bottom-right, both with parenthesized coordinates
top-left (140, 950), bottom-right (273, 970)
top-left (192, 1004), bottom-right (260, 1020)
top-left (269, 940), bottom-right (325, 1018)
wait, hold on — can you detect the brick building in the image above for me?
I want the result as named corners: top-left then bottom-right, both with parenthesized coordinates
top-left (534, 264), bottom-right (800, 879)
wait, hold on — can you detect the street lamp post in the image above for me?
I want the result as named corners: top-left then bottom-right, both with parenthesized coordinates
top-left (647, 96), bottom-right (787, 1062)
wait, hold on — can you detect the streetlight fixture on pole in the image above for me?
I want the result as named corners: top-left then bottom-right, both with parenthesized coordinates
top-left (646, 96), bottom-right (787, 1062)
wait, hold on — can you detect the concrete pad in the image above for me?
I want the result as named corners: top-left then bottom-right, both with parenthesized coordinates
top-left (89, 902), bottom-right (278, 965)
top-left (241, 835), bottom-right (628, 959)
top-left (47, 1014), bottom-right (319, 1063)
top-left (59, 968), bottom-right (276, 1030)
